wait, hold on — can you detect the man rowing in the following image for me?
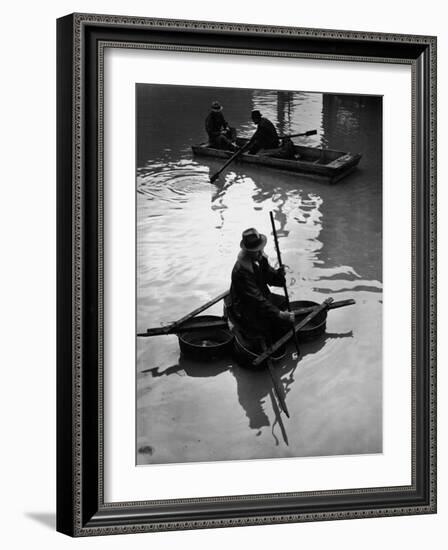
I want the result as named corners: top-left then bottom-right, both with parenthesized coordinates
top-left (205, 101), bottom-right (237, 151)
top-left (246, 110), bottom-right (297, 159)
top-left (228, 228), bottom-right (295, 355)
top-left (248, 110), bottom-right (280, 154)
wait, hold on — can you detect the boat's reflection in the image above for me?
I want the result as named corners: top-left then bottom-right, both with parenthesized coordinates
top-left (204, 154), bottom-right (381, 285)
top-left (143, 330), bottom-right (352, 446)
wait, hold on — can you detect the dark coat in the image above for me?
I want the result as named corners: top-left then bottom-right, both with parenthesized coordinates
top-left (250, 117), bottom-right (279, 153)
top-left (230, 252), bottom-right (286, 331)
top-left (205, 111), bottom-right (228, 139)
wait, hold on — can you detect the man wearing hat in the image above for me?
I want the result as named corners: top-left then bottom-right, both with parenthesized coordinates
top-left (248, 110), bottom-right (280, 154)
top-left (229, 228), bottom-right (295, 345)
top-left (205, 101), bottom-right (237, 151)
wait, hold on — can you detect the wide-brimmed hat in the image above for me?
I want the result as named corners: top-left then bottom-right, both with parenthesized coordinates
top-left (251, 109), bottom-right (262, 120)
top-left (240, 228), bottom-right (267, 252)
top-left (211, 101), bottom-right (223, 112)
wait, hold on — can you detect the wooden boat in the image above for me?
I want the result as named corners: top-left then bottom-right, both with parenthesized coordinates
top-left (192, 138), bottom-right (362, 184)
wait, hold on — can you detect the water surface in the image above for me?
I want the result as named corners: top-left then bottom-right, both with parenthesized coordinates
top-left (136, 84), bottom-right (382, 464)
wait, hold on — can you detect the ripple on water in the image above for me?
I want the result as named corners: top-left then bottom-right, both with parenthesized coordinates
top-left (136, 88), bottom-right (383, 463)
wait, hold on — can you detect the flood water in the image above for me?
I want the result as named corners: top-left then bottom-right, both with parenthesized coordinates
top-left (136, 84), bottom-right (382, 464)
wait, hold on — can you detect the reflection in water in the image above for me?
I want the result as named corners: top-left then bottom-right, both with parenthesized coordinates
top-left (140, 331), bottom-right (353, 447)
top-left (136, 84), bottom-right (382, 464)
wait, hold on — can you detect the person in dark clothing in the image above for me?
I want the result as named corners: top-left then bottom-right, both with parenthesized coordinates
top-left (205, 101), bottom-right (237, 151)
top-left (248, 110), bottom-right (280, 154)
top-left (229, 228), bottom-right (294, 347)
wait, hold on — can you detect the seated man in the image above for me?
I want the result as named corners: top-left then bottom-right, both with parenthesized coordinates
top-left (205, 101), bottom-right (236, 151)
top-left (248, 110), bottom-right (280, 154)
top-left (229, 228), bottom-right (294, 348)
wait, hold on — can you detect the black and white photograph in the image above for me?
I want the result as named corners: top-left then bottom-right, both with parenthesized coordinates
top-left (136, 83), bottom-right (383, 465)
top-left (1, 0), bottom-right (443, 544)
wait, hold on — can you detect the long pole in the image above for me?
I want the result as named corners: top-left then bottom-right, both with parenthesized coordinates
top-left (209, 140), bottom-right (252, 183)
top-left (269, 211), bottom-right (301, 356)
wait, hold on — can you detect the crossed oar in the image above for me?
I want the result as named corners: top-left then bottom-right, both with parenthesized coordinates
top-left (209, 129), bottom-right (317, 183)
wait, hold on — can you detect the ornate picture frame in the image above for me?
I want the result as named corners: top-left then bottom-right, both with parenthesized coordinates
top-left (56, 13), bottom-right (436, 536)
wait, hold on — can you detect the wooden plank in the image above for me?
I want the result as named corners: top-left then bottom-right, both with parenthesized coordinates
top-left (253, 298), bottom-right (334, 367)
top-left (141, 291), bottom-right (230, 337)
top-left (170, 290), bottom-right (229, 330)
top-left (292, 298), bottom-right (355, 316)
top-left (139, 298), bottom-right (355, 337)
top-left (139, 318), bottom-right (228, 337)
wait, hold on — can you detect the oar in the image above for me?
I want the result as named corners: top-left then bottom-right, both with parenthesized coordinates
top-left (139, 290), bottom-right (230, 337)
top-left (138, 318), bottom-right (228, 337)
top-left (269, 211), bottom-right (301, 357)
top-left (281, 129), bottom-right (317, 139)
top-left (262, 339), bottom-right (290, 417)
top-left (253, 297), bottom-right (334, 367)
top-left (209, 140), bottom-right (252, 183)
top-left (292, 298), bottom-right (355, 316)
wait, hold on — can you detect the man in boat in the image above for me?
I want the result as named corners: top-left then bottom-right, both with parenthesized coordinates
top-left (248, 110), bottom-right (280, 154)
top-left (228, 228), bottom-right (295, 350)
top-left (205, 101), bottom-right (237, 151)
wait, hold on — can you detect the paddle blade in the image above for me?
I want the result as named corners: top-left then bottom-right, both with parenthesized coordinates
top-left (305, 129), bottom-right (317, 136)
